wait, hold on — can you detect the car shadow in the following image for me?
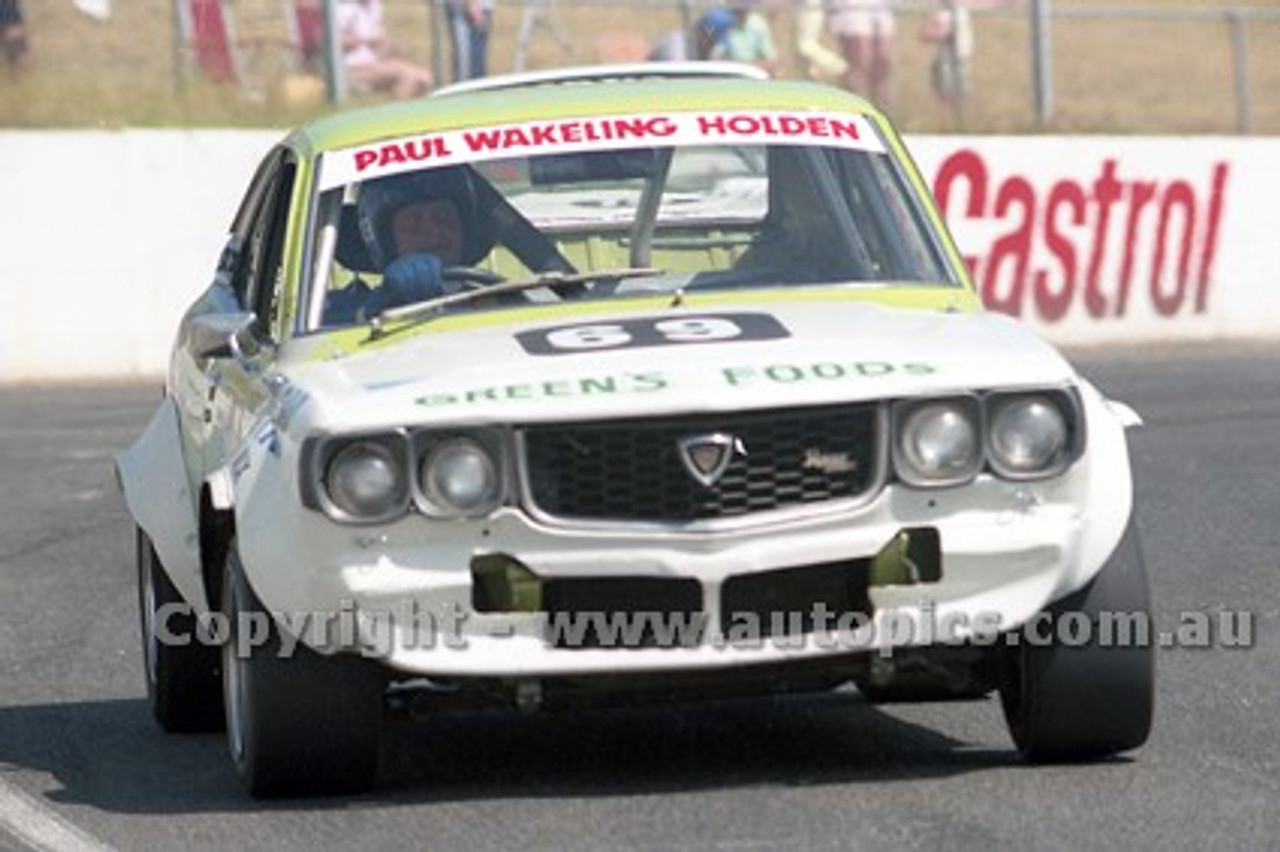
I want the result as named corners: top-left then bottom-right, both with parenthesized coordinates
top-left (0, 690), bottom-right (1035, 814)
top-left (378, 688), bottom-right (1022, 803)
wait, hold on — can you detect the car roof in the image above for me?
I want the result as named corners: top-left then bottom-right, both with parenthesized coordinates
top-left (286, 68), bottom-right (882, 158)
top-left (431, 60), bottom-right (772, 95)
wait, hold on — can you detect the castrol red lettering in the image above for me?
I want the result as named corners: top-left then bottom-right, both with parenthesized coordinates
top-left (932, 150), bottom-right (1229, 324)
top-left (318, 110), bottom-right (884, 189)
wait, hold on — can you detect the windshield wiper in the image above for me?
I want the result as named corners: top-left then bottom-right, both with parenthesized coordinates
top-left (365, 267), bottom-right (663, 341)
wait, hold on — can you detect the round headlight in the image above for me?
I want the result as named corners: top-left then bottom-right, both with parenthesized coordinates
top-left (325, 441), bottom-right (406, 519)
top-left (988, 395), bottom-right (1070, 477)
top-left (420, 439), bottom-right (500, 516)
top-left (896, 400), bottom-right (981, 485)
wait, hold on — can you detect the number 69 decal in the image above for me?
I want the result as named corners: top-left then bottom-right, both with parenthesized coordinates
top-left (517, 313), bottom-right (789, 356)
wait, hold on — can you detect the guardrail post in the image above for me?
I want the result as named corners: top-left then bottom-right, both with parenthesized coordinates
top-left (322, 0), bottom-right (346, 105)
top-left (430, 0), bottom-right (446, 90)
top-left (171, 0), bottom-right (186, 94)
top-left (1228, 9), bottom-right (1253, 135)
top-left (1030, 0), bottom-right (1054, 125)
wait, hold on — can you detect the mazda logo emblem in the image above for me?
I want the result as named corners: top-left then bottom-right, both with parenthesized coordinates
top-left (677, 433), bottom-right (745, 487)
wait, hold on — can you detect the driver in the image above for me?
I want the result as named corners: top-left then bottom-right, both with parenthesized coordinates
top-left (325, 166), bottom-right (483, 324)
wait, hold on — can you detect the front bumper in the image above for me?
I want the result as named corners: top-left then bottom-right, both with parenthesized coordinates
top-left (237, 469), bottom-right (1122, 678)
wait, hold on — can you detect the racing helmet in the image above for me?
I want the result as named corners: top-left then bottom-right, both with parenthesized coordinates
top-left (356, 166), bottom-right (482, 270)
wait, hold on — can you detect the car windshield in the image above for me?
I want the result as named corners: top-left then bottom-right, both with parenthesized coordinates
top-left (301, 110), bottom-right (959, 332)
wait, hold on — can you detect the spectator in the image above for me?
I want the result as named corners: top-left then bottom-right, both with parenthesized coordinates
top-left (444, 0), bottom-right (494, 82)
top-left (0, 0), bottom-right (28, 78)
top-left (292, 0), bottom-right (325, 75)
top-left (795, 0), bottom-right (846, 82)
top-left (514, 0), bottom-right (575, 72)
top-left (336, 0), bottom-right (433, 99)
top-left (829, 0), bottom-right (897, 107)
top-left (710, 0), bottom-right (777, 77)
top-left (648, 6), bottom-right (735, 62)
top-left (919, 1), bottom-right (971, 116)
top-left (919, 1), bottom-right (1016, 119)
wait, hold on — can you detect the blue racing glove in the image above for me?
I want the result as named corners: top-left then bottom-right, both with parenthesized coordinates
top-left (364, 252), bottom-right (446, 318)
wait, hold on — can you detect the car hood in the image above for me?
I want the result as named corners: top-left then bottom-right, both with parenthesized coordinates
top-left (283, 296), bottom-right (1077, 431)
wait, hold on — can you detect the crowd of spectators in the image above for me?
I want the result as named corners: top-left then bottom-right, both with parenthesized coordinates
top-left (643, 0), bottom-right (1006, 118)
top-left (14, 1), bottom-right (1008, 119)
top-left (336, 0), bottom-right (433, 98)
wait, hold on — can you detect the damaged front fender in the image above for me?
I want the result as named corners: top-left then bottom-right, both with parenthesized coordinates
top-left (115, 399), bottom-right (208, 611)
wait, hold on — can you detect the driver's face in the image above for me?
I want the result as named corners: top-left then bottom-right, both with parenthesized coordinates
top-left (390, 199), bottom-right (464, 265)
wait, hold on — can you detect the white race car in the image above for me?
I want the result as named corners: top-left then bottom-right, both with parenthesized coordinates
top-left (118, 63), bottom-right (1153, 798)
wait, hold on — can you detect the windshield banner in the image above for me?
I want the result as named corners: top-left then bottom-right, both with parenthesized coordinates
top-left (318, 110), bottom-right (885, 191)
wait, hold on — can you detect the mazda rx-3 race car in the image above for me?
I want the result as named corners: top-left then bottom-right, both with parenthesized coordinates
top-left (117, 63), bottom-right (1153, 798)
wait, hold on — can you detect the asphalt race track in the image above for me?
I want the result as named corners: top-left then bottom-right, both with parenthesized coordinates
top-left (1, 342), bottom-right (1277, 851)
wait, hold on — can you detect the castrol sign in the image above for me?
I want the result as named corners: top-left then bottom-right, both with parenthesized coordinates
top-left (910, 137), bottom-right (1263, 345)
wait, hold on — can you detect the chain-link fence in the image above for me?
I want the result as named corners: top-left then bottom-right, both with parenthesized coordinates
top-left (2, 0), bottom-right (1278, 133)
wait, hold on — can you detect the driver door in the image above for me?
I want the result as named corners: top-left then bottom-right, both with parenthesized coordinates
top-left (173, 146), bottom-right (295, 487)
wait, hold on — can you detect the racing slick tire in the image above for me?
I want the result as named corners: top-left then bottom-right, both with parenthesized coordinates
top-left (137, 526), bottom-right (224, 733)
top-left (221, 543), bottom-right (386, 798)
top-left (999, 518), bottom-right (1154, 761)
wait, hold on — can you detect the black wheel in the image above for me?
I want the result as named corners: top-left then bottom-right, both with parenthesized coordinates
top-left (136, 526), bottom-right (224, 733)
top-left (999, 518), bottom-right (1154, 761)
top-left (221, 543), bottom-right (386, 798)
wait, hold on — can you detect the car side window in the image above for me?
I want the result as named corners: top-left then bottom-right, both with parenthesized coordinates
top-left (243, 161), bottom-right (296, 339)
top-left (224, 151), bottom-right (282, 305)
top-left (219, 148), bottom-right (295, 341)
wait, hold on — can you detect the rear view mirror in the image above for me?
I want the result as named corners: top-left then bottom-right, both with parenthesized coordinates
top-left (188, 312), bottom-right (263, 365)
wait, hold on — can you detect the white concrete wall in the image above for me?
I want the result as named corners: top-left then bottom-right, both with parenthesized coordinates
top-left (1, 130), bottom-right (1276, 381)
top-left (0, 129), bottom-right (282, 382)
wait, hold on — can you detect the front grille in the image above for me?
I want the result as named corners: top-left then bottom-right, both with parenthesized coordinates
top-left (522, 404), bottom-right (881, 523)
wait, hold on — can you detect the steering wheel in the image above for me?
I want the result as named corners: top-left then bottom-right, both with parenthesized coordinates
top-left (442, 266), bottom-right (506, 291)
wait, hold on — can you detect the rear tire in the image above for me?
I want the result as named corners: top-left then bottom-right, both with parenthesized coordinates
top-left (137, 526), bottom-right (224, 733)
top-left (221, 543), bottom-right (385, 798)
top-left (999, 518), bottom-right (1155, 761)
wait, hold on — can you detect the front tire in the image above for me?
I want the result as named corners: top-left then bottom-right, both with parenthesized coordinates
top-left (221, 544), bottom-right (385, 798)
top-left (137, 526), bottom-right (224, 733)
top-left (999, 518), bottom-right (1155, 761)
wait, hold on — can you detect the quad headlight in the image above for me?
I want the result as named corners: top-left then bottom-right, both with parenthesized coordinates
top-left (303, 429), bottom-right (506, 523)
top-left (418, 437), bottom-right (502, 518)
top-left (319, 437), bottom-right (410, 522)
top-left (892, 389), bottom-right (1082, 487)
top-left (893, 397), bottom-right (983, 486)
top-left (986, 392), bottom-right (1076, 479)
